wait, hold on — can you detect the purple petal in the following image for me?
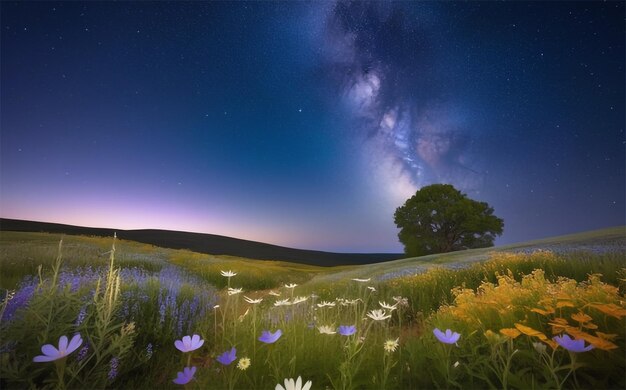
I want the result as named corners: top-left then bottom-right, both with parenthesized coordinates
top-left (433, 328), bottom-right (449, 343)
top-left (172, 366), bottom-right (196, 385)
top-left (172, 374), bottom-right (190, 385)
top-left (67, 334), bottom-right (83, 354)
top-left (33, 354), bottom-right (59, 362)
top-left (193, 337), bottom-right (204, 349)
top-left (58, 336), bottom-right (68, 352)
top-left (41, 344), bottom-right (59, 357)
top-left (174, 340), bottom-right (185, 352)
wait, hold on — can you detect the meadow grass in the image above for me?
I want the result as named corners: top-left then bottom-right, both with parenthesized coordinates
top-left (167, 250), bottom-right (338, 290)
top-left (0, 231), bottom-right (624, 389)
top-left (0, 232), bottom-right (167, 289)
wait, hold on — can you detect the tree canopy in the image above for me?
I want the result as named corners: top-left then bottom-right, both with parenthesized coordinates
top-left (394, 184), bottom-right (504, 257)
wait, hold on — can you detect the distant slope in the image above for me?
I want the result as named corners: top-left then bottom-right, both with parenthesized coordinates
top-left (0, 218), bottom-right (403, 266)
top-left (307, 226), bottom-right (626, 284)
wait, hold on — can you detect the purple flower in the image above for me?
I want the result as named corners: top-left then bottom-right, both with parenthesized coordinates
top-left (216, 347), bottom-right (237, 365)
top-left (553, 334), bottom-right (594, 352)
top-left (338, 325), bottom-right (356, 336)
top-left (433, 328), bottom-right (461, 345)
top-left (108, 357), bottom-right (119, 381)
top-left (173, 366), bottom-right (196, 385)
top-left (258, 329), bottom-right (282, 344)
top-left (33, 334), bottom-right (83, 362)
top-left (75, 306), bottom-right (87, 327)
top-left (174, 334), bottom-right (204, 353)
top-left (77, 344), bottom-right (89, 362)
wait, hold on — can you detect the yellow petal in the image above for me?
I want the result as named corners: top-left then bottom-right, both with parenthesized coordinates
top-left (531, 308), bottom-right (555, 316)
top-left (514, 323), bottom-right (548, 340)
top-left (588, 303), bottom-right (626, 319)
top-left (596, 331), bottom-right (618, 341)
top-left (581, 322), bottom-right (598, 330)
top-left (571, 312), bottom-right (593, 323)
top-left (499, 328), bottom-right (521, 339)
top-left (548, 318), bottom-right (570, 332)
top-left (567, 328), bottom-right (619, 351)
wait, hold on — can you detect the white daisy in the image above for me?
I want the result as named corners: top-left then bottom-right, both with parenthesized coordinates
top-left (367, 309), bottom-right (391, 321)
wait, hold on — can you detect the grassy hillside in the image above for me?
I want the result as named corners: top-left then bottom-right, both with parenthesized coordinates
top-left (0, 227), bottom-right (624, 389)
top-left (0, 218), bottom-right (403, 266)
top-left (1, 227), bottom-right (624, 290)
top-left (307, 226), bottom-right (626, 284)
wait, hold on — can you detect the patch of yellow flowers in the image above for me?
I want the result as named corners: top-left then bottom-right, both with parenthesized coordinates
top-left (439, 267), bottom-right (625, 351)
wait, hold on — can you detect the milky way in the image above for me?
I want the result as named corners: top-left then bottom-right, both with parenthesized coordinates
top-left (319, 2), bottom-right (484, 205)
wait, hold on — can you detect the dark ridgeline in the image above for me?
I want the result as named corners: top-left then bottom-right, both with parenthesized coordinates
top-left (0, 218), bottom-right (403, 266)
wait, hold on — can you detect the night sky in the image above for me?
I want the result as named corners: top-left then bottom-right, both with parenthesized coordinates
top-left (1, 2), bottom-right (624, 253)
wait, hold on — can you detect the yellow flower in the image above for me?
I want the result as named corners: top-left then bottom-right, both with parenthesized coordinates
top-left (237, 357), bottom-right (251, 370)
top-left (384, 338), bottom-right (399, 352)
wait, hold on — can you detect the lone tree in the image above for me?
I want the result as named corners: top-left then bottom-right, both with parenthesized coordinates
top-left (394, 184), bottom-right (504, 257)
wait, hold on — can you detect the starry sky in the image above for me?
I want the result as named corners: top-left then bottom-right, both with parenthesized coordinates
top-left (1, 2), bottom-right (624, 253)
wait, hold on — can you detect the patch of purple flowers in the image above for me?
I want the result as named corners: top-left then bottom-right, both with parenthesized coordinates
top-left (77, 344), bottom-right (89, 361)
top-left (2, 276), bottom-right (37, 322)
top-left (74, 306), bottom-right (87, 327)
top-left (108, 357), bottom-right (119, 381)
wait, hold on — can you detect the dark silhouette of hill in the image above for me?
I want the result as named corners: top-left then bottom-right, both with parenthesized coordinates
top-left (0, 218), bottom-right (403, 266)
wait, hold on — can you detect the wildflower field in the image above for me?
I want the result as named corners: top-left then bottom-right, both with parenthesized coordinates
top-left (1, 229), bottom-right (625, 389)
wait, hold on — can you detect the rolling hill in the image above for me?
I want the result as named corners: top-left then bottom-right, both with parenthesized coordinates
top-left (0, 218), bottom-right (403, 266)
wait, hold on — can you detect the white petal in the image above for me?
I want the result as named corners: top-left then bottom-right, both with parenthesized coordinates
top-left (295, 377), bottom-right (302, 390)
top-left (275, 385), bottom-right (285, 390)
top-left (302, 380), bottom-right (313, 390)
